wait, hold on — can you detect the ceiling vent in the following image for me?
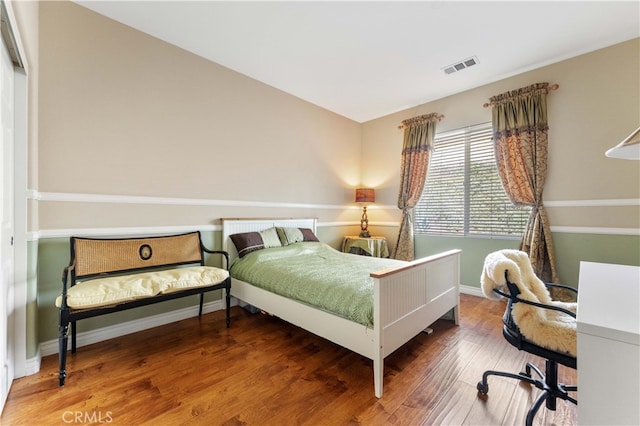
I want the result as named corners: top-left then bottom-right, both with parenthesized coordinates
top-left (442, 56), bottom-right (479, 75)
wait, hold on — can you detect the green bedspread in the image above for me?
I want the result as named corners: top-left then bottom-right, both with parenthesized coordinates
top-left (230, 242), bottom-right (405, 327)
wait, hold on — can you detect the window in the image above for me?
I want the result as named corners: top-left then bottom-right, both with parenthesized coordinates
top-left (414, 122), bottom-right (530, 237)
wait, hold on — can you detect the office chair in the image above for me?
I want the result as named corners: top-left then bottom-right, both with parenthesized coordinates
top-left (477, 249), bottom-right (578, 426)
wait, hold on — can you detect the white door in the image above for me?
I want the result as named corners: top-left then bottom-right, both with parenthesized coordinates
top-left (0, 34), bottom-right (15, 409)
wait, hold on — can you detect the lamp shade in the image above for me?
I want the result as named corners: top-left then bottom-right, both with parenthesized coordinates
top-left (355, 188), bottom-right (375, 203)
top-left (605, 127), bottom-right (640, 160)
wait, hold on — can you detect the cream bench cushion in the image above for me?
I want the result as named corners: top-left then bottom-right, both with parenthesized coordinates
top-left (56, 266), bottom-right (229, 309)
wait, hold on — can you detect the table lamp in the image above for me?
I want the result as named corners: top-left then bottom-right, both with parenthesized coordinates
top-left (355, 188), bottom-right (375, 238)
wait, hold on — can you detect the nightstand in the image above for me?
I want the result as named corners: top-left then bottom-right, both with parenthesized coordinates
top-left (341, 236), bottom-right (389, 258)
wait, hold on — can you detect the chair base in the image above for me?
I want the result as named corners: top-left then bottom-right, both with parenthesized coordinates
top-left (477, 359), bottom-right (577, 426)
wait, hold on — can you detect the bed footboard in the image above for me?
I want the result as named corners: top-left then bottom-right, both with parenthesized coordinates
top-left (371, 249), bottom-right (461, 397)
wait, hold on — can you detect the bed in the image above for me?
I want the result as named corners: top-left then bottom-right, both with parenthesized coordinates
top-left (221, 218), bottom-right (461, 398)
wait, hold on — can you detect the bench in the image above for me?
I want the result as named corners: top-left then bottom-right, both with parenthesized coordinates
top-left (56, 231), bottom-right (231, 386)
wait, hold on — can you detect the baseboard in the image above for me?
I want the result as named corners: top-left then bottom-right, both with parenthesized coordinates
top-left (460, 284), bottom-right (484, 298)
top-left (38, 299), bottom-right (234, 360)
top-left (20, 350), bottom-right (42, 378)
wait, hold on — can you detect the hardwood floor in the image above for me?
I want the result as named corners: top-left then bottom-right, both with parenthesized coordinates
top-left (1, 294), bottom-right (577, 425)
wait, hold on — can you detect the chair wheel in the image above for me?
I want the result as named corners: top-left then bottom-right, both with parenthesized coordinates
top-left (477, 381), bottom-right (488, 397)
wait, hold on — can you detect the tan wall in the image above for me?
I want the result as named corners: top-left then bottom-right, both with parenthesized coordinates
top-left (38, 1), bottom-right (364, 233)
top-left (362, 38), bottom-right (640, 232)
top-left (38, 3), bottom-right (639, 236)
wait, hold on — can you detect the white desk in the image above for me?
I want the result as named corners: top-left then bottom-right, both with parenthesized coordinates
top-left (577, 261), bottom-right (640, 425)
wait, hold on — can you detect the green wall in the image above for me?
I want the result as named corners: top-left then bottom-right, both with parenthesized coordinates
top-left (415, 232), bottom-right (640, 288)
top-left (415, 235), bottom-right (520, 288)
top-left (552, 232), bottom-right (640, 286)
top-left (33, 227), bottom-right (640, 350)
top-left (27, 241), bottom-right (39, 358)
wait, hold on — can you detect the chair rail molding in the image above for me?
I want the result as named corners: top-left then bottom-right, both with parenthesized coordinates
top-left (545, 199), bottom-right (640, 207)
top-left (26, 191), bottom-right (639, 239)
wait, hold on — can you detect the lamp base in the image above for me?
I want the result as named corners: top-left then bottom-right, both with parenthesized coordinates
top-left (360, 206), bottom-right (371, 238)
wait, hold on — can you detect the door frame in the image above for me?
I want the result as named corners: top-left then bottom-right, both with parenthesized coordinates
top-left (1, 0), bottom-right (29, 407)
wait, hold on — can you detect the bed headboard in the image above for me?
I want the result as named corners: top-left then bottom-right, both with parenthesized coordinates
top-left (221, 218), bottom-right (318, 263)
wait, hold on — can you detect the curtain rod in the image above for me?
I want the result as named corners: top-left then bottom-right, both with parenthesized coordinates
top-left (397, 113), bottom-right (445, 129)
top-left (483, 83), bottom-right (559, 108)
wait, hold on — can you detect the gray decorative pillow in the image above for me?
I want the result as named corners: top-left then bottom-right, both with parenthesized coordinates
top-left (300, 228), bottom-right (319, 242)
top-left (230, 232), bottom-right (264, 258)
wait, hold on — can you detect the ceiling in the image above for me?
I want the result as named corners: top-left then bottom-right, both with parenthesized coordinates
top-left (74, 1), bottom-right (639, 123)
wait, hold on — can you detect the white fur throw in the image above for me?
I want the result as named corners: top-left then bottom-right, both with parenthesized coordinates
top-left (480, 249), bottom-right (577, 357)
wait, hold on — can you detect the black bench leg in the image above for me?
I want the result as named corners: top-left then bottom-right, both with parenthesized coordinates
top-left (58, 319), bottom-right (69, 386)
top-left (198, 293), bottom-right (204, 317)
top-left (225, 286), bottom-right (231, 328)
top-left (71, 321), bottom-right (77, 354)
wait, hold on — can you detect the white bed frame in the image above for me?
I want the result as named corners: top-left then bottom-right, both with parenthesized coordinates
top-left (221, 218), bottom-right (461, 398)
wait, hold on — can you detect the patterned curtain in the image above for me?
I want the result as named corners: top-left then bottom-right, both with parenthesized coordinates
top-left (489, 82), bottom-right (559, 283)
top-left (393, 113), bottom-right (442, 261)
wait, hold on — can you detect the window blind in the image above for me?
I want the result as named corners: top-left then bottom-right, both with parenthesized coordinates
top-left (414, 123), bottom-right (530, 237)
